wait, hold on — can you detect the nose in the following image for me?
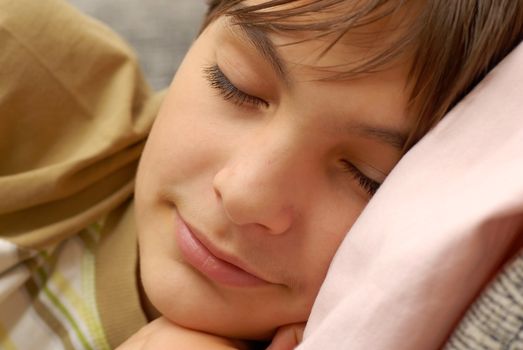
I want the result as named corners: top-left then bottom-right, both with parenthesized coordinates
top-left (212, 131), bottom-right (306, 235)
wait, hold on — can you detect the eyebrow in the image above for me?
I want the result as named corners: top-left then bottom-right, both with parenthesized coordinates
top-left (227, 20), bottom-right (290, 84)
top-left (226, 15), bottom-right (407, 150)
top-left (350, 123), bottom-right (407, 149)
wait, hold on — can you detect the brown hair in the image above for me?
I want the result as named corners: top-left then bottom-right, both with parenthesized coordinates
top-left (202, 0), bottom-right (523, 151)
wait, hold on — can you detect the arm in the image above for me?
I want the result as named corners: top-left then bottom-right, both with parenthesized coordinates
top-left (116, 317), bottom-right (304, 350)
top-left (116, 317), bottom-right (249, 350)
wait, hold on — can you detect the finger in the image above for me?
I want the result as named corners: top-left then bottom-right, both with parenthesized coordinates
top-left (266, 323), bottom-right (305, 350)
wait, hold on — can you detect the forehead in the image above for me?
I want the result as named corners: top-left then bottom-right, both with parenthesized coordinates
top-left (220, 0), bottom-right (419, 80)
top-left (217, 23), bottom-right (414, 91)
top-left (208, 19), bottom-right (413, 149)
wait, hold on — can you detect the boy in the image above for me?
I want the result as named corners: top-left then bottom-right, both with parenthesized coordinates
top-left (1, 0), bottom-right (521, 349)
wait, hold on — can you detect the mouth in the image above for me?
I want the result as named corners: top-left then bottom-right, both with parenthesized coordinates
top-left (174, 211), bottom-right (270, 287)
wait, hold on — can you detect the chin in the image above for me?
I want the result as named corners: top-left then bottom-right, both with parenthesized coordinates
top-left (140, 263), bottom-right (278, 341)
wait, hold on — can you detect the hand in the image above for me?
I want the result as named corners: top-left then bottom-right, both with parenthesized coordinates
top-left (266, 323), bottom-right (305, 350)
top-left (116, 317), bottom-right (249, 350)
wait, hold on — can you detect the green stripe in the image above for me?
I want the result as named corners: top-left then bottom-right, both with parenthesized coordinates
top-left (42, 284), bottom-right (94, 350)
top-left (46, 232), bottom-right (110, 350)
top-left (89, 221), bottom-right (104, 238)
top-left (81, 230), bottom-right (111, 350)
top-left (24, 267), bottom-right (76, 350)
top-left (28, 251), bottom-right (95, 350)
top-left (20, 225), bottom-right (110, 350)
top-left (37, 250), bottom-right (95, 350)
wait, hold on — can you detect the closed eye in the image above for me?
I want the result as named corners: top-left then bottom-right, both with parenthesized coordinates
top-left (203, 64), bottom-right (269, 109)
top-left (341, 161), bottom-right (381, 196)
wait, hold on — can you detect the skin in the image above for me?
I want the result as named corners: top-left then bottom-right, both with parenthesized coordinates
top-left (116, 317), bottom-right (303, 349)
top-left (134, 7), bottom-right (414, 343)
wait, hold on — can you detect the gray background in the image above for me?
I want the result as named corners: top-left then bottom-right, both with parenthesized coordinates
top-left (69, 0), bottom-right (207, 90)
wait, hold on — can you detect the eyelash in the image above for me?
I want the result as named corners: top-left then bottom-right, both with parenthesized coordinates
top-left (203, 65), bottom-right (380, 197)
top-left (203, 64), bottom-right (269, 109)
top-left (341, 161), bottom-right (381, 197)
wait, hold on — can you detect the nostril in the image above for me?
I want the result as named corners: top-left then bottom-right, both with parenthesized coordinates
top-left (212, 168), bottom-right (228, 201)
top-left (213, 186), bottom-right (222, 200)
top-left (255, 222), bottom-right (271, 232)
top-left (212, 159), bottom-right (296, 234)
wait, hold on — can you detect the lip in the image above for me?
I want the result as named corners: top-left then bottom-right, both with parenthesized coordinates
top-left (174, 212), bottom-right (270, 287)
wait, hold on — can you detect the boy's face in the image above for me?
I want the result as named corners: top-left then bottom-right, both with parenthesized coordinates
top-left (135, 9), bottom-right (412, 340)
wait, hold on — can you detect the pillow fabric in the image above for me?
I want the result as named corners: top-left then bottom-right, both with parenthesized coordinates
top-left (298, 43), bottom-right (523, 350)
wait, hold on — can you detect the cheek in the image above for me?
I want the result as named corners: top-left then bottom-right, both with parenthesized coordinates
top-left (140, 82), bottom-right (225, 188)
top-left (295, 200), bottom-right (362, 300)
top-left (144, 115), bottom-right (216, 184)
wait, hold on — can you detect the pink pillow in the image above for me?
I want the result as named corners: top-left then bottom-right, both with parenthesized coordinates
top-left (299, 43), bottom-right (523, 350)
